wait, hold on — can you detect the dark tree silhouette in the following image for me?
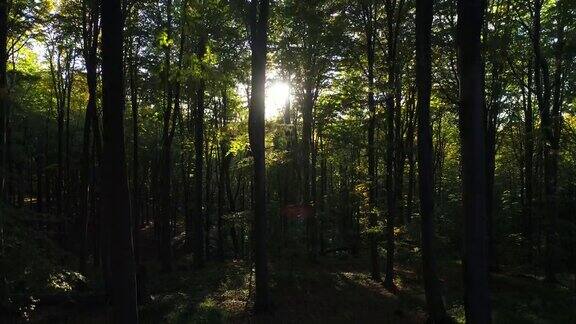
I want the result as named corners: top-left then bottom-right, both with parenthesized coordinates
top-left (457, 0), bottom-right (492, 322)
top-left (362, 1), bottom-right (380, 281)
top-left (78, 0), bottom-right (100, 275)
top-left (247, 0), bottom-right (270, 312)
top-left (193, 35), bottom-right (207, 268)
top-left (100, 0), bottom-right (139, 321)
top-left (0, 0), bottom-right (6, 201)
top-left (416, 0), bottom-right (449, 322)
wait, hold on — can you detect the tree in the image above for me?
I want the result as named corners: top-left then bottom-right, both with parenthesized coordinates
top-left (192, 34), bottom-right (207, 267)
top-left (78, 0), bottom-right (101, 274)
top-left (416, 0), bottom-right (449, 322)
top-left (247, 0), bottom-right (270, 312)
top-left (456, 0), bottom-right (491, 322)
top-left (530, 0), bottom-right (565, 283)
top-left (361, 0), bottom-right (380, 281)
top-left (0, 0), bottom-right (7, 201)
top-left (100, 0), bottom-right (139, 321)
top-left (383, 0), bottom-right (407, 290)
top-left (158, 0), bottom-right (175, 272)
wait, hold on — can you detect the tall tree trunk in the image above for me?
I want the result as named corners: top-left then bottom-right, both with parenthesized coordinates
top-left (204, 140), bottom-right (213, 260)
top-left (100, 0), bottom-right (139, 321)
top-left (457, 0), bottom-right (492, 322)
top-left (319, 137), bottom-right (327, 255)
top-left (0, 0), bottom-right (6, 201)
top-left (129, 34), bottom-right (140, 265)
top-left (36, 148), bottom-right (43, 213)
top-left (405, 100), bottom-right (416, 224)
top-left (224, 134), bottom-right (238, 257)
top-left (0, 0), bottom-right (6, 304)
top-left (384, 0), bottom-right (402, 289)
top-left (394, 74), bottom-right (405, 226)
top-left (485, 61), bottom-right (502, 272)
top-left (248, 0), bottom-right (270, 312)
top-left (363, 2), bottom-right (380, 280)
top-left (158, 0), bottom-right (174, 272)
top-left (302, 86), bottom-right (316, 258)
top-left (57, 101), bottom-right (64, 219)
top-left (532, 0), bottom-right (559, 283)
top-left (217, 90), bottom-right (230, 261)
top-left (547, 0), bottom-right (564, 284)
top-left (522, 63), bottom-right (534, 244)
top-left (79, 0), bottom-right (99, 274)
top-left (416, 0), bottom-right (449, 321)
top-left (193, 36), bottom-right (207, 267)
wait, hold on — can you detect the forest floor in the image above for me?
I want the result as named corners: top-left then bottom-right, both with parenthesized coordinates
top-left (29, 244), bottom-right (575, 323)
top-left (2, 209), bottom-right (573, 324)
top-left (27, 253), bottom-right (575, 323)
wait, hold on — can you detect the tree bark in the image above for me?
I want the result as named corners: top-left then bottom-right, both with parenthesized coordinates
top-left (457, 0), bottom-right (492, 322)
top-left (363, 3), bottom-right (380, 281)
top-left (100, 0), bottom-right (139, 321)
top-left (217, 90), bottom-right (230, 261)
top-left (248, 0), bottom-right (270, 312)
top-left (522, 63), bottom-right (534, 244)
top-left (0, 0), bottom-right (6, 304)
top-left (405, 100), bottom-right (416, 224)
top-left (192, 35), bottom-right (207, 267)
top-left (485, 60), bottom-right (502, 272)
top-left (129, 28), bottom-right (140, 265)
top-left (158, 0), bottom-right (174, 272)
top-left (0, 0), bottom-right (6, 201)
top-left (416, 0), bottom-right (450, 321)
top-left (384, 0), bottom-right (402, 289)
top-left (79, 0), bottom-right (100, 275)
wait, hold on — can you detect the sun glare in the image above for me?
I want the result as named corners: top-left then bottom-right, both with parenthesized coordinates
top-left (265, 81), bottom-right (290, 120)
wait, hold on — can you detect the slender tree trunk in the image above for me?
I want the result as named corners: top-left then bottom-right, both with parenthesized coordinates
top-left (394, 79), bottom-right (405, 226)
top-left (405, 113), bottom-right (416, 224)
top-left (485, 114), bottom-right (497, 272)
top-left (416, 0), bottom-right (449, 321)
top-left (79, 1), bottom-right (99, 273)
top-left (204, 141), bottom-right (213, 260)
top-left (57, 103), bottom-right (64, 219)
top-left (224, 140), bottom-right (238, 257)
top-left (158, 0), bottom-right (174, 272)
top-left (248, 0), bottom-right (270, 312)
top-left (302, 87), bottom-right (317, 258)
top-left (310, 125), bottom-right (318, 257)
top-left (457, 0), bottom-right (492, 322)
top-left (217, 90), bottom-right (230, 261)
top-left (532, 0), bottom-right (558, 283)
top-left (65, 85), bottom-right (72, 217)
top-left (485, 57), bottom-right (503, 273)
top-left (363, 3), bottom-right (380, 280)
top-left (546, 2), bottom-right (564, 284)
top-left (522, 64), bottom-right (534, 244)
top-left (36, 149), bottom-right (43, 213)
top-left (384, 80), bottom-right (396, 289)
top-left (384, 0), bottom-right (401, 289)
top-left (0, 0), bottom-right (6, 201)
top-left (319, 139), bottom-right (327, 255)
top-left (193, 36), bottom-right (207, 267)
top-left (100, 0), bottom-right (139, 321)
top-left (0, 0), bottom-right (6, 304)
top-left (129, 35), bottom-right (140, 264)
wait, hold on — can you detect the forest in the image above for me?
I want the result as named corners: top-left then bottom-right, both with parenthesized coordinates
top-left (0, 0), bottom-right (575, 323)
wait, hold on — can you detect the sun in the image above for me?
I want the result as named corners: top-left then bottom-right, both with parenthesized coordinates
top-left (265, 81), bottom-right (290, 120)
